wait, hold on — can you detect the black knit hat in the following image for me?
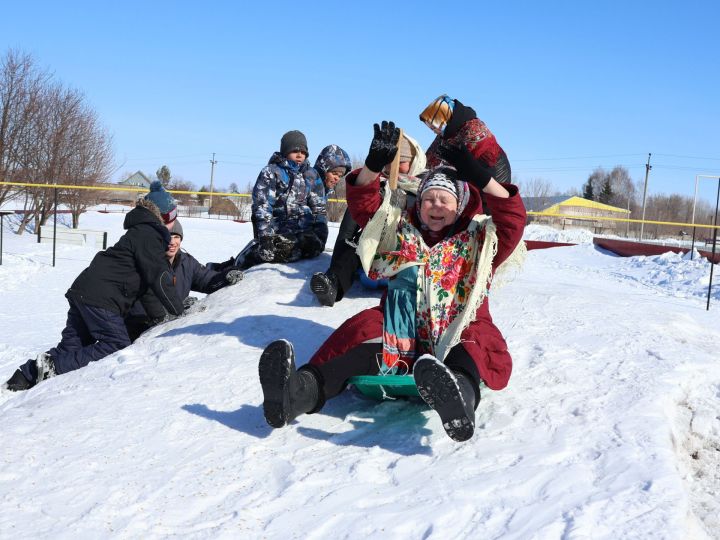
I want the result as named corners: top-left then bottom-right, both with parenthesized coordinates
top-left (280, 130), bottom-right (308, 156)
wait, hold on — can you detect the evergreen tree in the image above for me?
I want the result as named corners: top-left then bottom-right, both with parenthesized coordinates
top-left (583, 179), bottom-right (595, 200)
top-left (156, 165), bottom-right (171, 187)
top-left (598, 178), bottom-right (614, 204)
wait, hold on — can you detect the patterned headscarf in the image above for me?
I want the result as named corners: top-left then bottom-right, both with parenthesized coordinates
top-left (415, 167), bottom-right (470, 221)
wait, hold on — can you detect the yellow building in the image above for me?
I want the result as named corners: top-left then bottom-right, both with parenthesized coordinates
top-left (526, 196), bottom-right (630, 233)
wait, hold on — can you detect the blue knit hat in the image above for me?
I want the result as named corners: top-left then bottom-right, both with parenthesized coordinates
top-left (144, 181), bottom-right (177, 224)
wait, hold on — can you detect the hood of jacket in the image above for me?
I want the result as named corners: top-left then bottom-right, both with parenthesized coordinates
top-left (313, 144), bottom-right (352, 181)
top-left (124, 201), bottom-right (171, 244)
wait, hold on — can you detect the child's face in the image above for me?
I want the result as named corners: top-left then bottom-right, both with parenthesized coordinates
top-left (166, 234), bottom-right (182, 259)
top-left (286, 150), bottom-right (307, 165)
top-left (420, 189), bottom-right (458, 231)
top-left (324, 167), bottom-right (346, 190)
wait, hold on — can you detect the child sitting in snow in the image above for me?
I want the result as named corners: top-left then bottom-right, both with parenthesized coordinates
top-left (258, 119), bottom-right (526, 442)
top-left (4, 182), bottom-right (185, 391)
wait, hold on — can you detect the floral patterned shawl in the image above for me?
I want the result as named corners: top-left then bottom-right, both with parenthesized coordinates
top-left (357, 186), bottom-right (497, 371)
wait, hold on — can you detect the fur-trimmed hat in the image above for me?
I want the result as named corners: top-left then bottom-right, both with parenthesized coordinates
top-left (170, 219), bottom-right (183, 239)
top-left (280, 130), bottom-right (309, 156)
top-left (144, 181), bottom-right (177, 224)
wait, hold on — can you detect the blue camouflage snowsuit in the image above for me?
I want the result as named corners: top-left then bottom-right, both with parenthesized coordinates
top-left (241, 148), bottom-right (348, 269)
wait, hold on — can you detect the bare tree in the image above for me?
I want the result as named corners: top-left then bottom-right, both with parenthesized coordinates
top-left (63, 103), bottom-right (114, 227)
top-left (168, 176), bottom-right (196, 206)
top-left (606, 166), bottom-right (635, 208)
top-left (0, 50), bottom-right (47, 208)
top-left (1, 50), bottom-right (115, 233)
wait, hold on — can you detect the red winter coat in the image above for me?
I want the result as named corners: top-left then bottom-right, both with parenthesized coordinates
top-left (309, 172), bottom-right (526, 390)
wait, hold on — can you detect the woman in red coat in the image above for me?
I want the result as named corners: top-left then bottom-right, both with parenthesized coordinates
top-left (259, 120), bottom-right (526, 442)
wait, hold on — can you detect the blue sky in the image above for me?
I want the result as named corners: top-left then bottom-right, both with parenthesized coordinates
top-left (2, 0), bottom-right (719, 204)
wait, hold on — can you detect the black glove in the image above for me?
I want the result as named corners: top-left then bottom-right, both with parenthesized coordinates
top-left (224, 268), bottom-right (244, 285)
top-left (273, 234), bottom-right (299, 261)
top-left (364, 121), bottom-right (400, 173)
top-left (149, 312), bottom-right (178, 326)
top-left (183, 296), bottom-right (199, 310)
top-left (257, 235), bottom-right (276, 262)
top-left (439, 143), bottom-right (494, 190)
top-left (300, 231), bottom-right (324, 258)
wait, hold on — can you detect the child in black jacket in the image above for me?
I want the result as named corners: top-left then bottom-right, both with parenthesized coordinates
top-left (3, 182), bottom-right (184, 391)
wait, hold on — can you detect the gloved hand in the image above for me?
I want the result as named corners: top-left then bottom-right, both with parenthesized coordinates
top-left (364, 120), bottom-right (400, 173)
top-left (149, 312), bottom-right (178, 326)
top-left (439, 142), bottom-right (494, 190)
top-left (183, 296), bottom-right (199, 310)
top-left (257, 235), bottom-right (277, 262)
top-left (273, 234), bottom-right (299, 262)
top-left (300, 231), bottom-right (324, 258)
top-left (224, 268), bottom-right (244, 285)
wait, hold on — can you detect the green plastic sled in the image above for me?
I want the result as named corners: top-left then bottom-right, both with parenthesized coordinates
top-left (349, 374), bottom-right (419, 400)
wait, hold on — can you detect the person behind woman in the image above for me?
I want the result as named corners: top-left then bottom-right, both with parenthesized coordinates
top-left (258, 121), bottom-right (526, 442)
top-left (420, 94), bottom-right (512, 189)
top-left (310, 133), bottom-right (426, 307)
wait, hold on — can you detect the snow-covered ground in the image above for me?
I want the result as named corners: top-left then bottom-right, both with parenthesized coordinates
top-left (1, 214), bottom-right (718, 539)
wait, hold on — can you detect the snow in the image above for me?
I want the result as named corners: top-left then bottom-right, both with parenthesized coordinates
top-left (1, 213), bottom-right (719, 539)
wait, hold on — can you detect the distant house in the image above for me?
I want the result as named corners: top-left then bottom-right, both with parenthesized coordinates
top-left (98, 171), bottom-right (152, 205)
top-left (120, 171), bottom-right (152, 189)
top-left (526, 195), bottom-right (630, 234)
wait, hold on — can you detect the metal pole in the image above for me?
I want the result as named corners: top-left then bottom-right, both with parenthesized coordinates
top-left (706, 178), bottom-right (720, 311)
top-left (639, 153), bottom-right (652, 241)
top-left (0, 214), bottom-right (4, 265)
top-left (209, 152), bottom-right (217, 212)
top-left (52, 186), bottom-right (58, 267)
top-left (626, 196), bottom-right (630, 237)
top-left (690, 175), bottom-right (699, 259)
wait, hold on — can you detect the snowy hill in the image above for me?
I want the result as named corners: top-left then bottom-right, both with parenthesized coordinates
top-left (0, 214), bottom-right (718, 539)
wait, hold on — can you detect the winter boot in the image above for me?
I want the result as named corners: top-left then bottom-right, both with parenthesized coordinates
top-left (310, 272), bottom-right (339, 307)
top-left (413, 354), bottom-right (478, 442)
top-left (34, 353), bottom-right (56, 384)
top-left (4, 369), bottom-right (34, 392)
top-left (258, 340), bottom-right (319, 428)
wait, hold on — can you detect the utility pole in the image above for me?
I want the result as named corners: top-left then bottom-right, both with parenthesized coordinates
top-left (209, 152), bottom-right (217, 212)
top-left (639, 153), bottom-right (652, 241)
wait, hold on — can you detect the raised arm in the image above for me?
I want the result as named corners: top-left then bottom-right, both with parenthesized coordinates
top-left (354, 121), bottom-right (401, 186)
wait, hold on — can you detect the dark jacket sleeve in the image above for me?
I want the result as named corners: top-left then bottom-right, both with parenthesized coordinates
top-left (186, 253), bottom-right (228, 294)
top-left (135, 228), bottom-right (184, 316)
top-left (485, 183), bottom-right (526, 270)
top-left (345, 170), bottom-right (383, 228)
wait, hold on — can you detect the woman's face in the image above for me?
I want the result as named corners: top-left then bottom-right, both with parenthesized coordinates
top-left (419, 188), bottom-right (458, 231)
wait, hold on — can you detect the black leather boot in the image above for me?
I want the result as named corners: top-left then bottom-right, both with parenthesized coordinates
top-left (310, 272), bottom-right (339, 307)
top-left (413, 354), bottom-right (478, 442)
top-left (259, 340), bottom-right (320, 428)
